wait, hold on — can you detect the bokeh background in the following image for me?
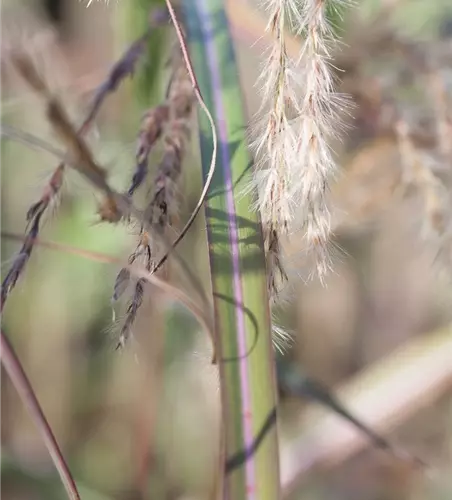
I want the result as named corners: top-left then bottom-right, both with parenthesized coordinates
top-left (1, 0), bottom-right (452, 499)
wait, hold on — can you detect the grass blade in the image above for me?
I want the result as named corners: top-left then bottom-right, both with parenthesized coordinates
top-left (181, 1), bottom-right (280, 498)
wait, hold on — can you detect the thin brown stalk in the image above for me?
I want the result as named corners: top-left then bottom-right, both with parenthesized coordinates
top-left (0, 330), bottom-right (80, 500)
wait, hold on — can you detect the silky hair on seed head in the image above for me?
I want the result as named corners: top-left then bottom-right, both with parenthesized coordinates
top-left (82, 0), bottom-right (116, 7)
top-left (249, 0), bottom-right (353, 297)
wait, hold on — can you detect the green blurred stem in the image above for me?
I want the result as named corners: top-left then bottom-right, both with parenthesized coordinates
top-left (180, 1), bottom-right (280, 499)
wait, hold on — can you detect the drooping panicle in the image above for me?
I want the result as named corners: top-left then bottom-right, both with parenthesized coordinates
top-left (252, 0), bottom-right (351, 292)
top-left (128, 104), bottom-right (170, 196)
top-left (114, 40), bottom-right (194, 348)
top-left (292, 0), bottom-right (350, 280)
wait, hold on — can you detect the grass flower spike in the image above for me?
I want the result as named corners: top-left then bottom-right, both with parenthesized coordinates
top-left (112, 43), bottom-right (195, 348)
top-left (253, 0), bottom-right (351, 290)
top-left (251, 0), bottom-right (297, 296)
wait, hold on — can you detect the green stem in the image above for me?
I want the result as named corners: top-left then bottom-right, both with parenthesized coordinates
top-left (180, 1), bottom-right (281, 499)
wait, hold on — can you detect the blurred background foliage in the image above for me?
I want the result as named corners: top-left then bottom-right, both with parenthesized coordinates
top-left (1, 0), bottom-right (452, 499)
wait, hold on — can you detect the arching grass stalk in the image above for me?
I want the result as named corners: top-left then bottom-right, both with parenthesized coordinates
top-left (179, 1), bottom-right (280, 499)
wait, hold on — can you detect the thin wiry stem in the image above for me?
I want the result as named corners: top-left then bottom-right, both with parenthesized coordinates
top-left (1, 124), bottom-right (68, 161)
top-left (0, 330), bottom-right (80, 500)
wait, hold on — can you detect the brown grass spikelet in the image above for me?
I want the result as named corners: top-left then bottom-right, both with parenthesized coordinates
top-left (113, 41), bottom-right (194, 348)
top-left (265, 226), bottom-right (289, 300)
top-left (147, 119), bottom-right (191, 229)
top-left (115, 231), bottom-right (153, 348)
top-left (127, 40), bottom-right (194, 199)
top-left (129, 104), bottom-right (170, 196)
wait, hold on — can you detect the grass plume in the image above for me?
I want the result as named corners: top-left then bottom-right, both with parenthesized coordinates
top-left (251, 0), bottom-right (352, 292)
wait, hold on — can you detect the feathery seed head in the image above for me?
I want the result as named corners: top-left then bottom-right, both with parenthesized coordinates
top-left (271, 322), bottom-right (294, 354)
top-left (251, 0), bottom-right (351, 290)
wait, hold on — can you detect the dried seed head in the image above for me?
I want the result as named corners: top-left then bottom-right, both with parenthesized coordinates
top-left (129, 104), bottom-right (170, 196)
top-left (250, 0), bottom-right (351, 294)
top-left (271, 322), bottom-right (294, 354)
top-left (112, 268), bottom-right (131, 302)
top-left (148, 121), bottom-right (190, 226)
top-left (265, 226), bottom-right (289, 299)
top-left (1, 213), bottom-right (42, 308)
top-left (144, 49), bottom-right (193, 234)
top-left (113, 39), bottom-right (195, 349)
top-left (26, 164), bottom-right (65, 223)
top-left (116, 278), bottom-right (146, 350)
